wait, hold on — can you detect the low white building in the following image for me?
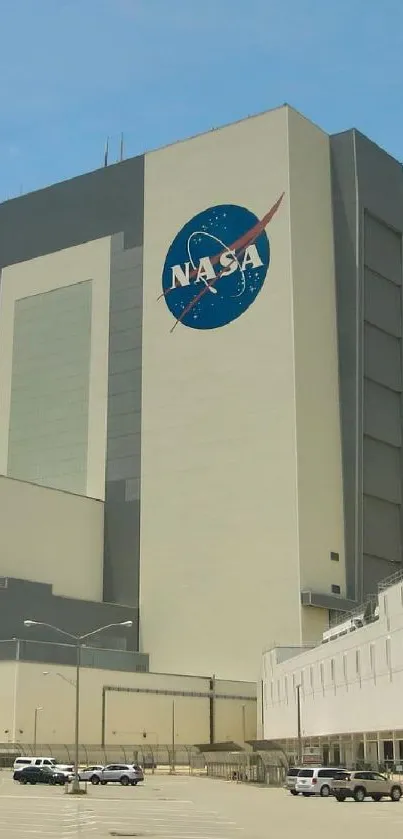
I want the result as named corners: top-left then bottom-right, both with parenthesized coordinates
top-left (261, 571), bottom-right (403, 768)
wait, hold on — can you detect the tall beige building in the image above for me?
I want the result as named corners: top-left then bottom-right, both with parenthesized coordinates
top-left (0, 102), bottom-right (401, 702)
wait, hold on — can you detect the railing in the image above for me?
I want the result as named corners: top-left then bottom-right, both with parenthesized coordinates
top-left (206, 757), bottom-right (285, 786)
top-left (327, 594), bottom-right (378, 630)
top-left (378, 567), bottom-right (403, 593)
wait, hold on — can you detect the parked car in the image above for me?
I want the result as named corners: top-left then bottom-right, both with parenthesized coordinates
top-left (78, 765), bottom-right (105, 782)
top-left (332, 770), bottom-right (402, 802)
top-left (13, 756), bottom-right (73, 779)
top-left (13, 765), bottom-right (67, 786)
top-left (285, 767), bottom-right (302, 795)
top-left (13, 756), bottom-right (57, 771)
top-left (88, 764), bottom-right (144, 786)
top-left (295, 767), bottom-right (343, 797)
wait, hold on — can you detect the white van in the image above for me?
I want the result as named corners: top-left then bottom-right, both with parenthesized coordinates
top-left (13, 757), bottom-right (73, 777)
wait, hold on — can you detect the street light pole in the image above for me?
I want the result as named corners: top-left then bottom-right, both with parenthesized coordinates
top-left (24, 618), bottom-right (133, 794)
top-left (171, 699), bottom-right (176, 774)
top-left (296, 684), bottom-right (302, 764)
top-left (74, 639), bottom-right (80, 794)
top-left (33, 706), bottom-right (43, 752)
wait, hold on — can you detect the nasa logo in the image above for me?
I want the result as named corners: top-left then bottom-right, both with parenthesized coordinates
top-left (160, 193), bottom-right (284, 331)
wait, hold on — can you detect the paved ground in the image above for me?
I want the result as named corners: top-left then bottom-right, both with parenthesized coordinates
top-left (1, 772), bottom-right (403, 838)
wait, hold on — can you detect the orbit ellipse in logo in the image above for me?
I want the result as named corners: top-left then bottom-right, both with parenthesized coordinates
top-left (160, 193), bottom-right (284, 331)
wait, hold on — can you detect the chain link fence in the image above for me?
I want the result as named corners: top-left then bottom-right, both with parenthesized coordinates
top-left (0, 742), bottom-right (206, 772)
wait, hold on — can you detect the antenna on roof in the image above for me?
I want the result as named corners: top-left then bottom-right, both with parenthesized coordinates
top-left (104, 137), bottom-right (109, 168)
top-left (120, 132), bottom-right (124, 162)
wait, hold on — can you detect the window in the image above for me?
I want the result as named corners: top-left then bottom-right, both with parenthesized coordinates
top-left (330, 659), bottom-right (335, 684)
top-left (318, 769), bottom-right (339, 778)
top-left (356, 649), bottom-right (361, 685)
top-left (370, 643), bottom-right (376, 682)
top-left (284, 676), bottom-right (289, 705)
top-left (298, 769), bottom-right (314, 778)
top-left (343, 654), bottom-right (348, 688)
top-left (386, 637), bottom-right (392, 680)
top-left (310, 666), bottom-right (314, 692)
top-left (320, 662), bottom-right (325, 694)
top-left (330, 552), bottom-right (339, 562)
top-left (331, 584), bottom-right (341, 594)
top-left (270, 681), bottom-right (274, 702)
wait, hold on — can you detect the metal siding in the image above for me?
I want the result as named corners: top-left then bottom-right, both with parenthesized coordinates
top-left (0, 156), bottom-right (145, 622)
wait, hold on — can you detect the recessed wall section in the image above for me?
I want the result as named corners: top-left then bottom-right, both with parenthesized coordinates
top-left (364, 268), bottom-right (401, 337)
top-left (364, 214), bottom-right (402, 285)
top-left (363, 437), bottom-right (401, 505)
top-left (363, 495), bottom-right (401, 563)
top-left (8, 282), bottom-right (92, 495)
top-left (364, 323), bottom-right (401, 391)
top-left (364, 379), bottom-right (401, 448)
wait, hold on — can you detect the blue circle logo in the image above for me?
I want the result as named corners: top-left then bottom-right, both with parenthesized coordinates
top-left (161, 194), bottom-right (284, 331)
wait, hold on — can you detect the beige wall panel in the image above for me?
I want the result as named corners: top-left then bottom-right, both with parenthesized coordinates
top-left (0, 238), bottom-right (110, 500)
top-left (214, 698), bottom-right (257, 743)
top-left (106, 691), bottom-right (210, 745)
top-left (0, 475), bottom-right (103, 600)
top-left (11, 662), bottom-right (254, 746)
top-left (141, 108), bottom-right (302, 681)
top-left (0, 661), bottom-right (17, 740)
top-left (287, 109), bottom-right (346, 606)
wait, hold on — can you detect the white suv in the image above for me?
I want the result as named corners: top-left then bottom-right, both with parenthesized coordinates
top-left (89, 764), bottom-right (144, 786)
top-left (295, 767), bottom-right (343, 797)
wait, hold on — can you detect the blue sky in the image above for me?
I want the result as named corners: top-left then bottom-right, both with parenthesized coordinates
top-left (1, 0), bottom-right (402, 202)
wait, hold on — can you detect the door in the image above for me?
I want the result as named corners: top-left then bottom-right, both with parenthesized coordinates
top-left (103, 765), bottom-right (119, 781)
top-left (369, 772), bottom-right (390, 796)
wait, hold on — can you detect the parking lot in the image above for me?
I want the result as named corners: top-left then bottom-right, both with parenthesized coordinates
top-left (1, 772), bottom-right (403, 838)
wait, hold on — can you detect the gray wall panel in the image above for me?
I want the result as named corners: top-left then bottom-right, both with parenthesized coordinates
top-left (363, 436), bottom-right (401, 504)
top-left (364, 213), bottom-right (402, 284)
top-left (364, 323), bottom-right (401, 391)
top-left (363, 555), bottom-right (399, 595)
top-left (330, 131), bottom-right (361, 600)
top-left (0, 577), bottom-right (139, 650)
top-left (363, 495), bottom-right (401, 563)
top-left (364, 268), bottom-right (401, 336)
top-left (103, 241), bottom-right (143, 621)
top-left (364, 379), bottom-right (401, 447)
top-left (0, 155), bottom-right (145, 637)
top-left (355, 130), bottom-right (403, 233)
top-left (0, 158), bottom-right (144, 269)
top-left (8, 283), bottom-right (92, 495)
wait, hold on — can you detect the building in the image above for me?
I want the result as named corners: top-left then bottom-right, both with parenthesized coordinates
top-left (0, 104), bottom-right (401, 739)
top-left (261, 570), bottom-right (403, 768)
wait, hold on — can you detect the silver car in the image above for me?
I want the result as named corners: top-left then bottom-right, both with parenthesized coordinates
top-left (78, 765), bottom-right (105, 782)
top-left (285, 767), bottom-right (302, 795)
top-left (295, 767), bottom-right (343, 797)
top-left (89, 764), bottom-right (144, 786)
